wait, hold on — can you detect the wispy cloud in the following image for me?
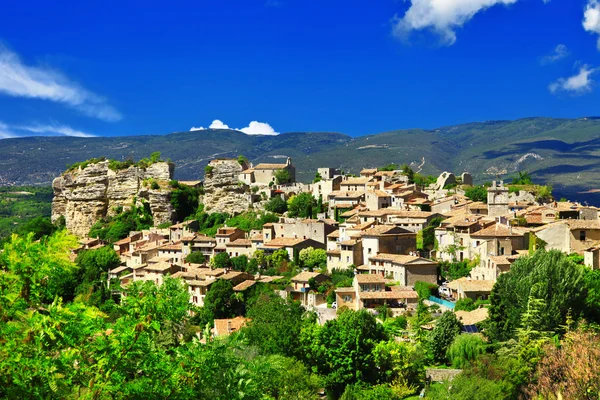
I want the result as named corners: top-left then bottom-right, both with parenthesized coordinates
top-left (190, 119), bottom-right (279, 135)
top-left (0, 45), bottom-right (122, 121)
top-left (549, 65), bottom-right (597, 95)
top-left (392, 0), bottom-right (519, 45)
top-left (0, 122), bottom-right (15, 139)
top-left (584, 0), bottom-right (600, 50)
top-left (16, 123), bottom-right (95, 138)
top-left (541, 44), bottom-right (569, 65)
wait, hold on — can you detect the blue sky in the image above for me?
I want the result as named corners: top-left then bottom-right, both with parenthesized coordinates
top-left (1, 0), bottom-right (600, 138)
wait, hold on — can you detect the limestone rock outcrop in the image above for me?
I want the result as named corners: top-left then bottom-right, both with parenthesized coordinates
top-left (52, 161), bottom-right (176, 237)
top-left (201, 159), bottom-right (255, 214)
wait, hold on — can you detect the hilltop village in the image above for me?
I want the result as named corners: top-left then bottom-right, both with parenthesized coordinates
top-left (2, 153), bottom-right (598, 398)
top-left (52, 156), bottom-right (598, 327)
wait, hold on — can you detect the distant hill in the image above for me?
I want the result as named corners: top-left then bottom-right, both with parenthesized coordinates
top-left (2, 117), bottom-right (600, 203)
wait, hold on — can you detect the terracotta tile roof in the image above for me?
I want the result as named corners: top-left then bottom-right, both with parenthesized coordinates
top-left (254, 163), bottom-right (287, 170)
top-left (262, 237), bottom-right (307, 247)
top-left (340, 239), bottom-right (359, 246)
top-left (359, 209), bottom-right (435, 218)
top-left (341, 177), bottom-right (370, 185)
top-left (170, 220), bottom-right (197, 229)
top-left (489, 255), bottom-right (513, 266)
top-left (257, 275), bottom-right (284, 283)
top-left (335, 287), bottom-right (355, 293)
top-left (241, 168), bottom-right (255, 174)
top-left (348, 221), bottom-right (376, 231)
top-left (361, 225), bottom-right (412, 236)
top-left (233, 280), bottom-right (257, 291)
top-left (292, 271), bottom-right (328, 282)
top-left (214, 316), bottom-right (250, 336)
top-left (369, 190), bottom-right (392, 198)
top-left (368, 253), bottom-right (423, 264)
top-left (356, 274), bottom-right (386, 284)
top-left (360, 168), bottom-right (378, 174)
top-left (114, 237), bottom-right (133, 245)
top-left (333, 202), bottom-right (358, 209)
top-left (327, 249), bottom-right (341, 255)
top-left (158, 243), bottom-right (183, 251)
top-left (565, 220), bottom-right (600, 230)
top-left (328, 191), bottom-right (365, 199)
top-left (227, 239), bottom-right (252, 247)
top-left (374, 170), bottom-right (396, 177)
top-left (447, 278), bottom-right (495, 293)
top-left (359, 291), bottom-right (409, 299)
top-left (470, 224), bottom-right (527, 238)
top-left (455, 308), bottom-right (489, 325)
top-left (327, 230), bottom-right (340, 238)
top-left (220, 271), bottom-right (245, 280)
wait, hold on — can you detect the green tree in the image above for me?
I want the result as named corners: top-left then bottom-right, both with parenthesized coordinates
top-left (270, 249), bottom-right (290, 269)
top-left (185, 251), bottom-right (206, 264)
top-left (203, 279), bottom-right (241, 320)
top-left (401, 164), bottom-right (415, 184)
top-left (264, 196), bottom-right (288, 214)
top-left (287, 193), bottom-right (317, 218)
top-left (149, 151), bottom-right (162, 163)
top-left (429, 311), bottom-right (463, 364)
top-left (211, 252), bottom-right (231, 269)
top-left (487, 250), bottom-right (586, 342)
top-left (447, 334), bottom-right (486, 368)
top-left (301, 309), bottom-right (388, 397)
top-left (454, 297), bottom-right (476, 311)
top-left (464, 186), bottom-right (488, 203)
top-left (74, 246), bottom-right (120, 304)
top-left (245, 293), bottom-right (309, 358)
top-left (274, 169), bottom-right (292, 184)
top-left (299, 247), bottom-right (327, 271)
top-left (512, 171), bottom-right (532, 185)
top-left (231, 255), bottom-right (249, 272)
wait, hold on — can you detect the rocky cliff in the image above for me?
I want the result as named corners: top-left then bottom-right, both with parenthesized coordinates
top-left (52, 161), bottom-right (176, 237)
top-left (201, 159), bottom-right (255, 214)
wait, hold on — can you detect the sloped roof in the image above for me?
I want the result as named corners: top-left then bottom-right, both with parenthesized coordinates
top-left (455, 308), bottom-right (489, 325)
top-left (355, 274), bottom-right (386, 284)
top-left (447, 278), bottom-right (495, 293)
top-left (291, 271), bottom-right (328, 282)
top-left (254, 163), bottom-right (287, 170)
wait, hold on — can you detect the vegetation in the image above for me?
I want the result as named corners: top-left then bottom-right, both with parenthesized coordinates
top-left (464, 185), bottom-right (488, 203)
top-left (0, 186), bottom-right (54, 243)
top-left (170, 180), bottom-right (202, 222)
top-left (439, 259), bottom-right (478, 281)
top-left (275, 169), bottom-right (292, 185)
top-left (89, 202), bottom-right (153, 243)
top-left (67, 152), bottom-right (166, 172)
top-left (287, 193), bottom-right (317, 218)
top-left (185, 251), bottom-right (206, 264)
top-left (264, 196), bottom-right (288, 214)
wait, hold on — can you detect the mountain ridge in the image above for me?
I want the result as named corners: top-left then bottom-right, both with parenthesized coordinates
top-left (2, 117), bottom-right (600, 203)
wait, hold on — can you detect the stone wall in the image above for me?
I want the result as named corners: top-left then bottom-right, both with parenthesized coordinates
top-left (52, 161), bottom-right (176, 237)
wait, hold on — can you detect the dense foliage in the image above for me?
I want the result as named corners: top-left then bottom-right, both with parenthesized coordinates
top-left (464, 185), bottom-right (488, 203)
top-left (0, 186), bottom-right (54, 243)
top-left (169, 180), bottom-right (201, 222)
top-left (287, 193), bottom-right (317, 218)
top-left (89, 203), bottom-right (154, 243)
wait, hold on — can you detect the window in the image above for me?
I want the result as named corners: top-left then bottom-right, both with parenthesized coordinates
top-left (346, 256), bottom-right (350, 263)
top-left (373, 284), bottom-right (381, 291)
top-left (581, 230), bottom-right (587, 241)
top-left (368, 248), bottom-right (372, 254)
top-left (343, 295), bottom-right (352, 302)
top-left (360, 284), bottom-right (368, 291)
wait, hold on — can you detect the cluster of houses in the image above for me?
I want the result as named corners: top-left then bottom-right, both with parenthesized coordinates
top-left (72, 158), bottom-right (600, 332)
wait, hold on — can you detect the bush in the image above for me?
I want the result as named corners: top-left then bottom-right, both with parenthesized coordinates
top-left (264, 196), bottom-right (288, 214)
top-left (414, 281), bottom-right (438, 299)
top-left (185, 251), bottom-right (206, 264)
top-left (455, 297), bottom-right (476, 312)
top-left (204, 165), bottom-right (214, 175)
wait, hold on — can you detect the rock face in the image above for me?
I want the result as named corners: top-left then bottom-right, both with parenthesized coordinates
top-left (201, 159), bottom-right (255, 214)
top-left (52, 161), bottom-right (176, 237)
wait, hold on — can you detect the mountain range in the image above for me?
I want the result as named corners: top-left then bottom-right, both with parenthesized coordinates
top-left (2, 117), bottom-right (600, 204)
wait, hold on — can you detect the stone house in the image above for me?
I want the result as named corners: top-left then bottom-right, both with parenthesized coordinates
top-left (181, 233), bottom-right (217, 261)
top-left (327, 191), bottom-right (365, 219)
top-left (262, 218), bottom-right (337, 245)
top-left (340, 177), bottom-right (370, 193)
top-left (214, 227), bottom-right (246, 254)
top-left (169, 220), bottom-right (199, 243)
top-left (532, 220), bottom-right (600, 254)
top-left (435, 214), bottom-right (493, 262)
top-left (239, 157), bottom-right (295, 186)
top-left (225, 239), bottom-right (254, 258)
top-left (310, 175), bottom-right (342, 201)
top-left (365, 190), bottom-right (392, 210)
top-left (158, 243), bottom-right (183, 265)
top-left (213, 316), bottom-right (250, 337)
top-left (288, 272), bottom-right (330, 307)
top-left (259, 237), bottom-right (324, 262)
top-left (360, 225), bottom-right (417, 266)
top-left (447, 277), bottom-right (495, 301)
top-left (585, 246), bottom-right (600, 270)
top-left (364, 253), bottom-right (438, 286)
top-left (487, 180), bottom-right (510, 218)
top-left (327, 238), bottom-right (363, 272)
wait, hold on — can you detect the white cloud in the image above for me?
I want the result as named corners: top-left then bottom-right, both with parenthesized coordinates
top-left (0, 45), bottom-right (122, 121)
top-left (541, 44), bottom-right (569, 65)
top-left (189, 119), bottom-right (279, 135)
top-left (239, 121), bottom-right (278, 136)
top-left (0, 121), bottom-right (15, 139)
top-left (549, 65), bottom-right (597, 94)
top-left (584, 0), bottom-right (600, 50)
top-left (392, 0), bottom-right (519, 45)
top-left (16, 123), bottom-right (95, 137)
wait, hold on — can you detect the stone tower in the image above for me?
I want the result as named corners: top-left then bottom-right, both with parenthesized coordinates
top-left (487, 180), bottom-right (509, 217)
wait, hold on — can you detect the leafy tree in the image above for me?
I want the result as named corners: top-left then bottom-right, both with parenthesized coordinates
top-left (299, 247), bottom-right (327, 271)
top-left (15, 216), bottom-right (58, 240)
top-left (447, 334), bottom-right (486, 368)
top-left (487, 250), bottom-right (587, 342)
top-left (185, 251), bottom-right (206, 264)
top-left (512, 171), bottom-right (532, 185)
top-left (264, 196), bottom-right (288, 213)
top-left (417, 216), bottom-right (443, 250)
top-left (427, 374), bottom-right (509, 400)
top-left (274, 169), bottom-right (292, 184)
top-left (253, 249), bottom-right (267, 267)
top-left (464, 185), bottom-right (488, 203)
top-left (149, 151), bottom-right (162, 163)
top-left (401, 164), bottom-right (415, 184)
top-left (378, 163), bottom-right (398, 172)
top-left (413, 173), bottom-right (437, 187)
top-left (211, 252), bottom-right (231, 269)
top-left (287, 193), bottom-right (317, 218)
top-left (270, 249), bottom-right (290, 269)
top-left (237, 154), bottom-right (248, 165)
top-left (226, 211), bottom-right (278, 231)
top-left (74, 246), bottom-right (120, 304)
top-left (203, 279), bottom-right (241, 320)
top-left (524, 327), bottom-right (600, 399)
top-left (89, 203), bottom-right (153, 243)
top-left (245, 293), bottom-right (309, 358)
top-left (439, 259), bottom-right (477, 280)
top-left (170, 181), bottom-right (201, 222)
top-left (301, 309), bottom-right (388, 397)
top-left (454, 297), bottom-right (476, 311)
top-left (372, 340), bottom-right (425, 386)
top-left (429, 311), bottom-right (462, 364)
top-left (231, 255), bottom-right (249, 272)
top-left (313, 172), bottom-right (322, 183)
